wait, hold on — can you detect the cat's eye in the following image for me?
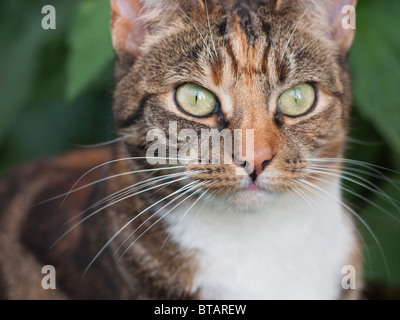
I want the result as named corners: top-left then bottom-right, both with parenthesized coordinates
top-left (175, 83), bottom-right (218, 117)
top-left (277, 84), bottom-right (316, 117)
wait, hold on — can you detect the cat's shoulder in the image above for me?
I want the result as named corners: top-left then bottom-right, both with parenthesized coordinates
top-left (0, 148), bottom-right (112, 299)
top-left (0, 147), bottom-right (111, 212)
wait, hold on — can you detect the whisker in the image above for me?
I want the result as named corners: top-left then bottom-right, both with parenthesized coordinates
top-left (290, 185), bottom-right (316, 210)
top-left (304, 166), bottom-right (400, 207)
top-left (161, 182), bottom-right (214, 249)
top-left (305, 163), bottom-right (399, 183)
top-left (280, 1), bottom-right (313, 64)
top-left (83, 176), bottom-right (198, 276)
top-left (291, 181), bottom-right (372, 268)
top-left (285, 5), bottom-right (357, 69)
top-left (304, 158), bottom-right (400, 192)
top-left (117, 181), bottom-right (211, 262)
top-left (304, 158), bottom-right (399, 174)
top-left (285, 37), bottom-right (315, 68)
top-left (65, 172), bottom-right (191, 225)
top-left (295, 178), bottom-right (390, 278)
top-left (59, 157), bottom-right (207, 208)
top-left (194, 186), bottom-right (217, 215)
top-left (36, 165), bottom-right (186, 207)
top-left (293, 177), bottom-right (371, 269)
top-left (58, 155), bottom-right (203, 206)
top-left (72, 135), bottom-right (133, 148)
top-left (304, 170), bottom-right (400, 223)
top-left (142, 171), bottom-right (201, 200)
top-left (347, 137), bottom-right (384, 147)
top-left (115, 180), bottom-right (201, 256)
top-left (168, 0), bottom-right (214, 60)
top-left (205, 0), bottom-right (217, 57)
top-left (51, 176), bottom-right (189, 251)
top-left (176, 186), bottom-right (218, 238)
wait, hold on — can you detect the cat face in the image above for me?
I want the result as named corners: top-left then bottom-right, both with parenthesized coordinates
top-left (111, 0), bottom-right (356, 212)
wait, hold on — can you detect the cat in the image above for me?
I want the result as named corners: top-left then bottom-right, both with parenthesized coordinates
top-left (0, 0), bottom-right (361, 299)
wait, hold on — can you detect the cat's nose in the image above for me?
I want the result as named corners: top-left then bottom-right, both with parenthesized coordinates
top-left (251, 148), bottom-right (274, 179)
top-left (235, 147), bottom-right (274, 181)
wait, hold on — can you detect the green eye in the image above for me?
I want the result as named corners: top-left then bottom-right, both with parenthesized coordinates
top-left (175, 83), bottom-right (218, 117)
top-left (277, 84), bottom-right (316, 117)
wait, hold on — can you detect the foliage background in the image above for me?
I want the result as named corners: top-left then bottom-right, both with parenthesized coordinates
top-left (0, 0), bottom-right (399, 291)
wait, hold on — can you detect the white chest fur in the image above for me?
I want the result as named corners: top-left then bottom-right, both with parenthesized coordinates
top-left (162, 182), bottom-right (356, 300)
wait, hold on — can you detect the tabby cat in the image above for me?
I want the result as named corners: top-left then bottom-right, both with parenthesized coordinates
top-left (0, 0), bottom-right (360, 299)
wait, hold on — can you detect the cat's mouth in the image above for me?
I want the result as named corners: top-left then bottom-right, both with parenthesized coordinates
top-left (183, 162), bottom-right (317, 212)
top-left (244, 182), bottom-right (260, 190)
top-left (212, 177), bottom-right (285, 212)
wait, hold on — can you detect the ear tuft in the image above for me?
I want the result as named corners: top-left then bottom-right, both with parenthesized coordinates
top-left (111, 0), bottom-right (143, 57)
top-left (110, 0), bottom-right (166, 58)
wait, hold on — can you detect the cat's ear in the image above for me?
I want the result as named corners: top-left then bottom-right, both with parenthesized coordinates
top-left (110, 0), bottom-right (165, 58)
top-left (323, 0), bottom-right (357, 53)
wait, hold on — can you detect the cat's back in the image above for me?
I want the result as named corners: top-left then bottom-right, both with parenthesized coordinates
top-left (0, 148), bottom-right (115, 299)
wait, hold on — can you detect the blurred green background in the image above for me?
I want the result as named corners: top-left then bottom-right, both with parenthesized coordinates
top-left (0, 0), bottom-right (399, 293)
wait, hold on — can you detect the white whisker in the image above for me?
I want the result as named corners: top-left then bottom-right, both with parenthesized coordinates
top-left (65, 172), bottom-right (190, 225)
top-left (205, 0), bottom-right (217, 57)
top-left (52, 176), bottom-right (189, 251)
top-left (295, 178), bottom-right (390, 278)
top-left (304, 158), bottom-right (400, 192)
top-left (280, 1), bottom-right (312, 64)
top-left (117, 181), bottom-right (211, 261)
top-left (306, 166), bottom-right (400, 206)
top-left (285, 4), bottom-right (357, 69)
top-left (168, 0), bottom-right (214, 60)
top-left (305, 163), bottom-right (398, 183)
top-left (347, 137), bottom-right (384, 147)
top-left (304, 158), bottom-right (399, 174)
top-left (290, 185), bottom-right (316, 210)
top-left (83, 176), bottom-right (197, 276)
top-left (303, 170), bottom-right (400, 223)
top-left (161, 182), bottom-right (214, 249)
top-left (36, 165), bottom-right (186, 207)
top-left (72, 135), bottom-right (133, 148)
top-left (115, 180), bottom-right (202, 256)
top-left (59, 155), bottom-right (204, 206)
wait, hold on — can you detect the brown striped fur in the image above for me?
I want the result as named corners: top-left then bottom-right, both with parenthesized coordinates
top-left (0, 0), bottom-right (360, 299)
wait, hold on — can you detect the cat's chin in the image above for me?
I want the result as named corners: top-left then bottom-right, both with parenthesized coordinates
top-left (218, 189), bottom-right (279, 214)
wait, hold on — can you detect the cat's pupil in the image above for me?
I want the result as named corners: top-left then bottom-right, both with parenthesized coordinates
top-left (195, 91), bottom-right (207, 105)
top-left (292, 89), bottom-right (300, 104)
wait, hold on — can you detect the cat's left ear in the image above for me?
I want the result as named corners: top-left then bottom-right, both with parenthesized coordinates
top-left (323, 0), bottom-right (357, 53)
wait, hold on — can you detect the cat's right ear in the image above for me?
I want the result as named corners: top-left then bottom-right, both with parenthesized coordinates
top-left (110, 0), bottom-right (164, 59)
top-left (111, 0), bottom-right (142, 58)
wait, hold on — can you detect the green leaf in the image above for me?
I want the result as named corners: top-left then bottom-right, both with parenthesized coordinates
top-left (66, 0), bottom-right (115, 102)
top-left (0, 1), bottom-right (45, 141)
top-left (0, 0), bottom-right (77, 142)
top-left (349, 0), bottom-right (400, 156)
top-left (359, 170), bottom-right (400, 286)
top-left (344, 111), bottom-right (387, 205)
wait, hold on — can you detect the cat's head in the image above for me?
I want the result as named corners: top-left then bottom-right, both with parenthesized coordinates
top-left (110, 0), bottom-right (357, 212)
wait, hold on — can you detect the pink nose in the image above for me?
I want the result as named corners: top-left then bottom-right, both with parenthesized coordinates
top-left (235, 146), bottom-right (274, 180)
top-left (252, 147), bottom-right (274, 176)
